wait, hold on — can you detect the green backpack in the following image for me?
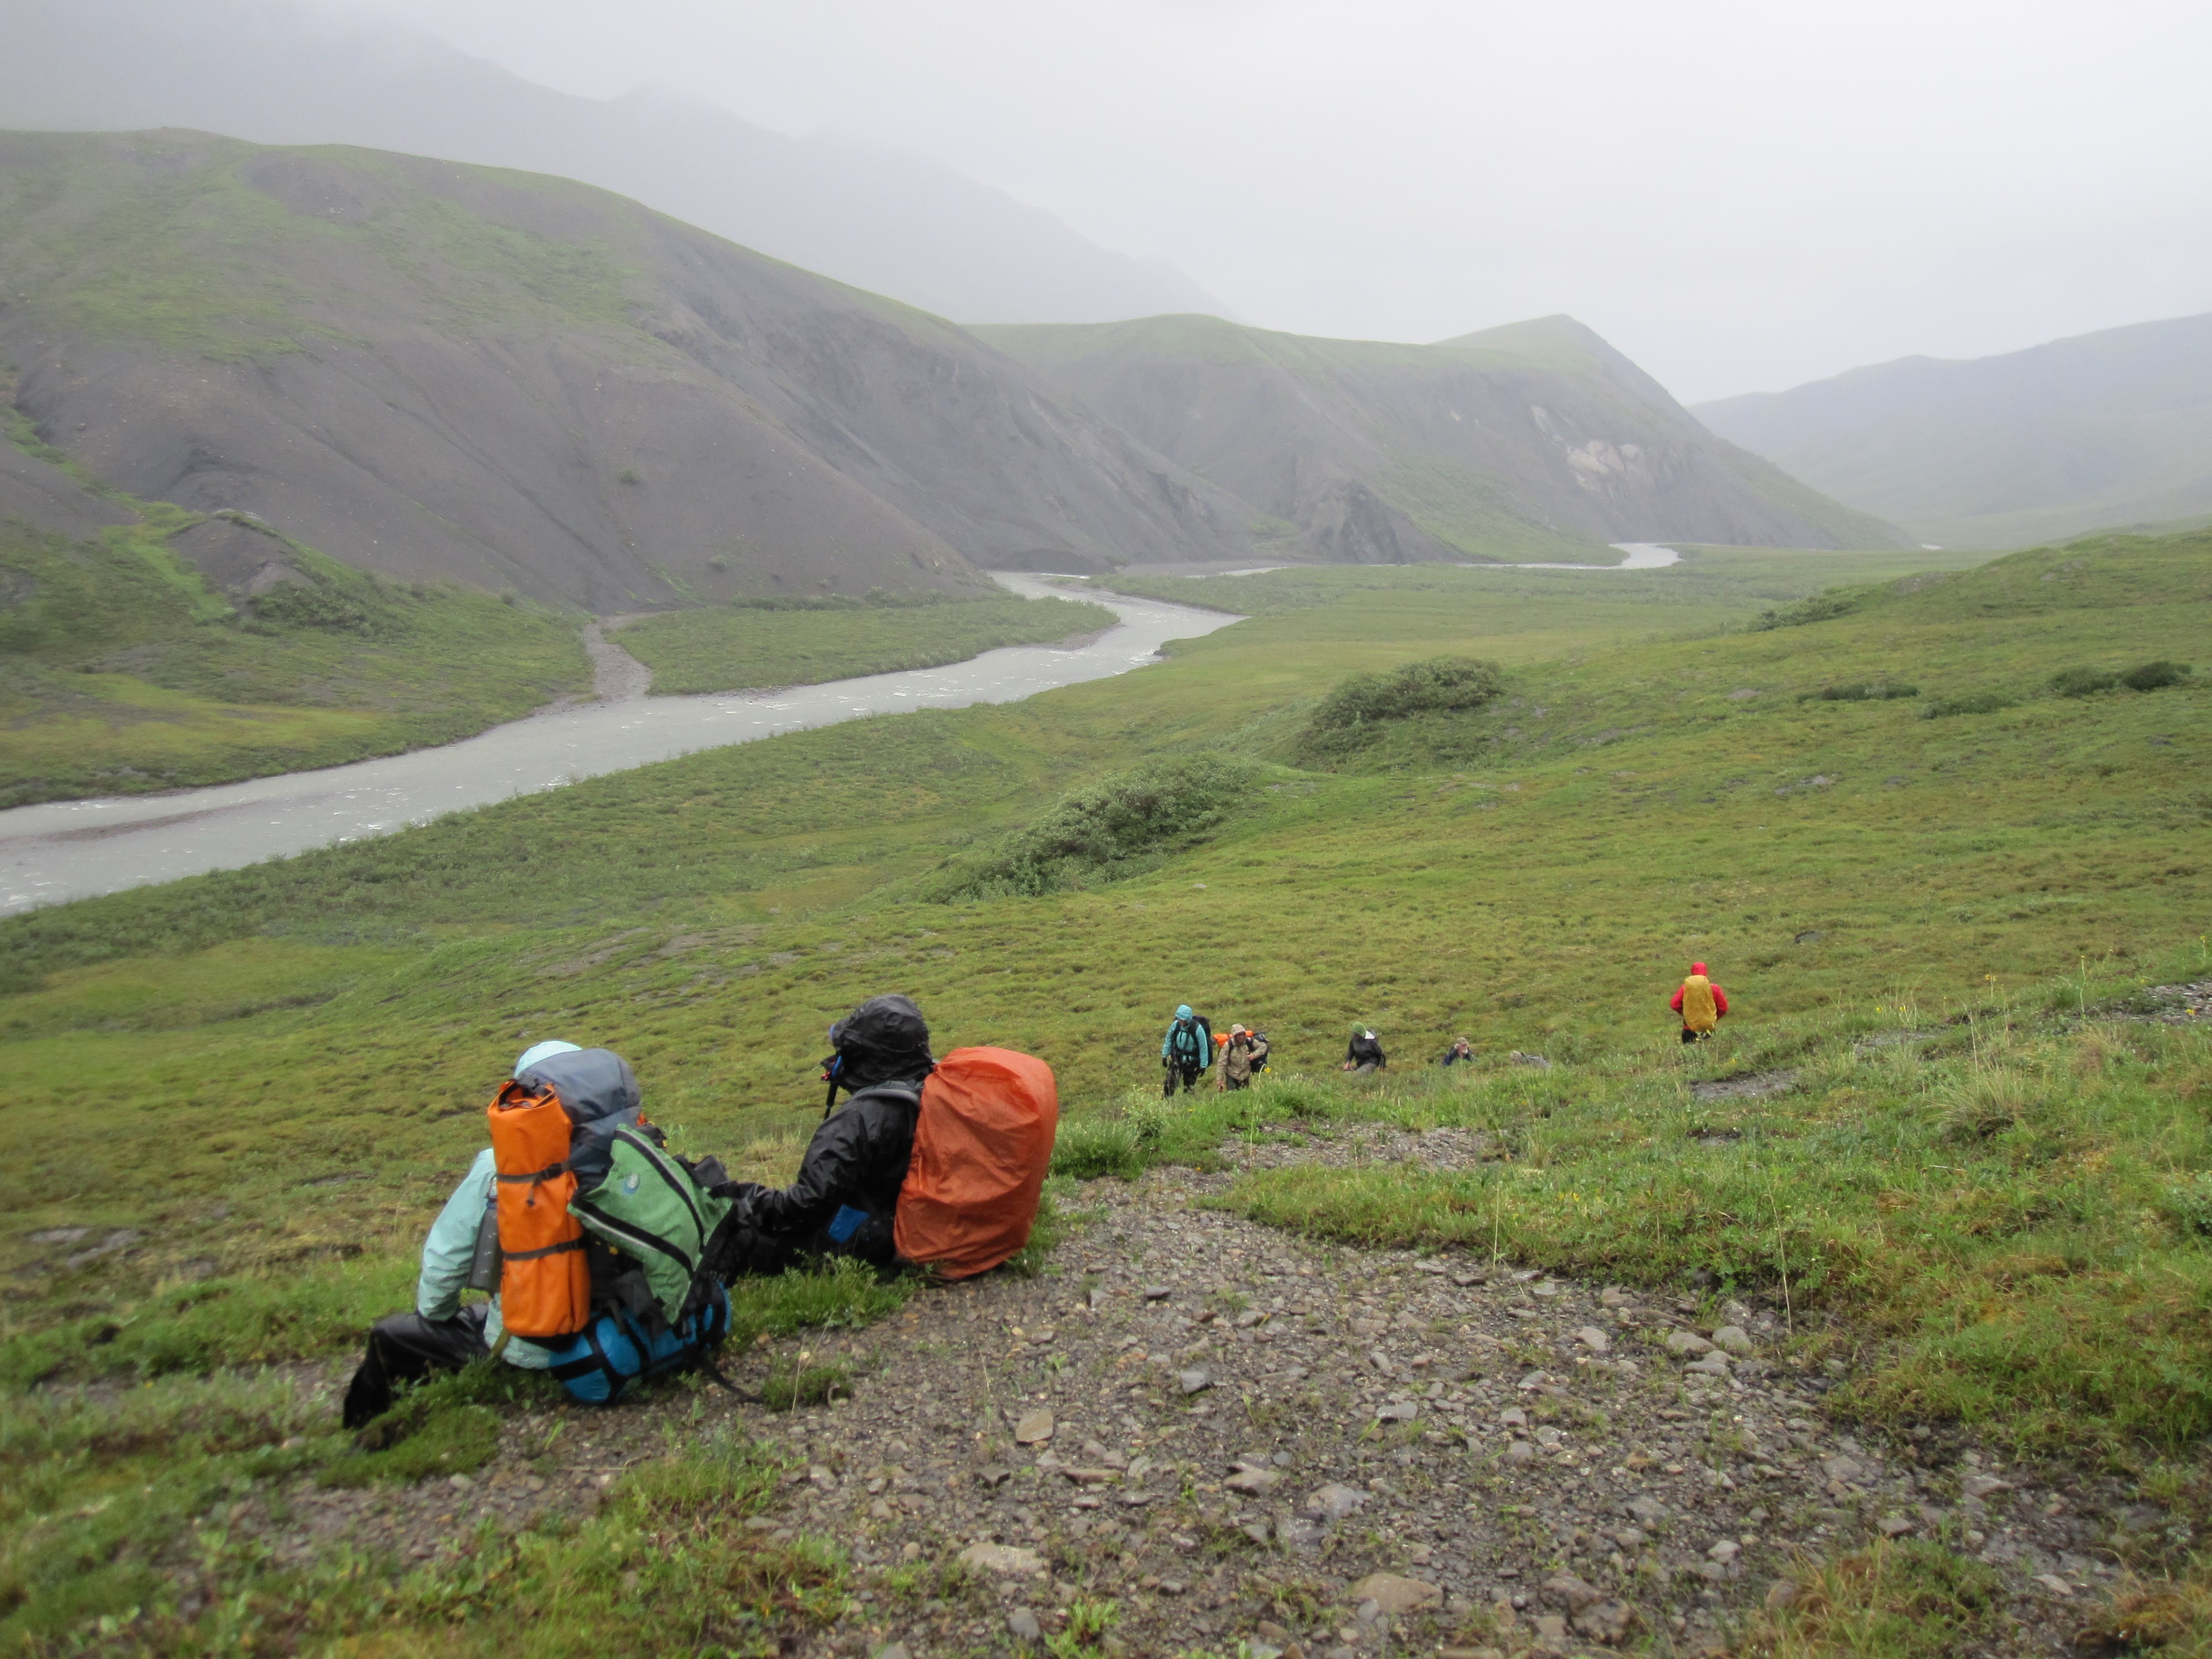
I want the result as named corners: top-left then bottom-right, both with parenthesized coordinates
top-left (569, 1126), bottom-right (734, 1326)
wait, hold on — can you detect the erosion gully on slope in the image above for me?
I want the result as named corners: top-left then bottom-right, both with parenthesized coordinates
top-left (213, 1132), bottom-right (2130, 1658)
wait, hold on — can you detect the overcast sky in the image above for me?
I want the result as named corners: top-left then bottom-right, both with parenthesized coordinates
top-left (307, 0), bottom-right (2211, 402)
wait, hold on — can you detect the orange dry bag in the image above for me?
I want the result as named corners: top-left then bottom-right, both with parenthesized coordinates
top-left (487, 1081), bottom-right (591, 1339)
top-left (893, 1046), bottom-right (1058, 1280)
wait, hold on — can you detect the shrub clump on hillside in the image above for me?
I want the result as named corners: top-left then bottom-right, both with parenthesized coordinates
top-left (1294, 656), bottom-right (1504, 762)
top-left (2049, 665), bottom-right (2120, 697)
top-left (2051, 660), bottom-right (2192, 696)
top-left (2120, 659), bottom-right (2192, 691)
top-left (1751, 588), bottom-right (1871, 630)
top-left (1921, 691), bottom-right (2017, 719)
top-left (930, 755), bottom-right (1261, 901)
top-left (1799, 680), bottom-right (1918, 703)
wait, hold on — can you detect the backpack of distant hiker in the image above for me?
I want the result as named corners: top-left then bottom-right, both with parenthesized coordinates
top-left (893, 1047), bottom-right (1058, 1280)
top-left (542, 1280), bottom-right (732, 1406)
top-left (1167, 1015), bottom-right (1212, 1067)
top-left (484, 1048), bottom-right (649, 1340)
top-left (1249, 1032), bottom-right (1271, 1075)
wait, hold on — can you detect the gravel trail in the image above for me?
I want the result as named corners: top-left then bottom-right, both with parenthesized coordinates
top-left (220, 1138), bottom-right (2142, 1656)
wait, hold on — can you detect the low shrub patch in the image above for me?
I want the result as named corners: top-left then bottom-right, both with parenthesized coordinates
top-left (1296, 655), bottom-right (1503, 760)
top-left (1922, 691), bottom-right (2017, 718)
top-left (2049, 665), bottom-right (2120, 697)
top-left (1752, 587), bottom-right (1874, 630)
top-left (930, 755), bottom-right (1263, 900)
top-left (1800, 680), bottom-right (1919, 703)
top-left (2121, 659), bottom-right (2193, 691)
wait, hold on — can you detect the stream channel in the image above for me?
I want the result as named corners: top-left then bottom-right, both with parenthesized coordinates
top-left (0, 575), bottom-right (1239, 915)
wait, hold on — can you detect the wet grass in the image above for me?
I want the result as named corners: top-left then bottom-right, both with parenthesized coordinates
top-left (4, 1404), bottom-right (842, 1656)
top-left (1734, 1538), bottom-right (2007, 1658)
top-left (1, 530), bottom-right (2209, 1648)
top-left (612, 591), bottom-right (1114, 694)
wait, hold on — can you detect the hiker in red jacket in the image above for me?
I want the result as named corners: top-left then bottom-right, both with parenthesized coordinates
top-left (1671, 963), bottom-right (1729, 1044)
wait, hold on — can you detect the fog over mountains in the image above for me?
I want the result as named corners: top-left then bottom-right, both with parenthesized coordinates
top-left (0, 0), bottom-right (1222, 329)
top-left (1695, 314), bottom-right (2212, 550)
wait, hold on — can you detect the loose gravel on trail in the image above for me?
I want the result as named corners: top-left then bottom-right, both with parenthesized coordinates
top-left (220, 1131), bottom-right (2145, 1657)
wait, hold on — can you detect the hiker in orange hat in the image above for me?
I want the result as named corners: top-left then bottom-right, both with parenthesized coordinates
top-left (1670, 963), bottom-right (1729, 1044)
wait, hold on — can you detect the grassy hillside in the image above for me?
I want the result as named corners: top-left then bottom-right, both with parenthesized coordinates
top-left (611, 592), bottom-right (1116, 695)
top-left (3, 534), bottom-right (2209, 1651)
top-left (979, 313), bottom-right (1905, 564)
top-left (1694, 311), bottom-right (2212, 550)
top-left (0, 506), bottom-right (588, 808)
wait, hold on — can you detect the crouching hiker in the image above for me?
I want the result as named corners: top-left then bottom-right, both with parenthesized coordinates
top-left (1671, 962), bottom-right (1730, 1044)
top-left (343, 1041), bottom-right (732, 1428)
top-left (707, 995), bottom-right (937, 1277)
top-left (1343, 1024), bottom-right (1386, 1073)
top-left (705, 994), bottom-right (1059, 1283)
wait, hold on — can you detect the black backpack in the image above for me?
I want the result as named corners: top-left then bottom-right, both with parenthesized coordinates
top-left (1170, 1015), bottom-right (1212, 1065)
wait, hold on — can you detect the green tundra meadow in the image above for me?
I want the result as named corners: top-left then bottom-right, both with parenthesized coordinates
top-left (2, 532), bottom-right (2209, 1655)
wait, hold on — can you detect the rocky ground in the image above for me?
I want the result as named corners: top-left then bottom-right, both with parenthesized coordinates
top-left (212, 1127), bottom-right (2158, 1658)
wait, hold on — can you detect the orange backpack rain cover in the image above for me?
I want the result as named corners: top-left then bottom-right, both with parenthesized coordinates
top-left (894, 1046), bottom-right (1058, 1280)
top-left (486, 1082), bottom-right (591, 1338)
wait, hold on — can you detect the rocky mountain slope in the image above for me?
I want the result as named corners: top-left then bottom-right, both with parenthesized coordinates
top-left (0, 131), bottom-right (1253, 609)
top-left (978, 314), bottom-right (1906, 564)
top-left (1694, 311), bottom-right (2212, 549)
top-left (0, 0), bottom-right (1222, 328)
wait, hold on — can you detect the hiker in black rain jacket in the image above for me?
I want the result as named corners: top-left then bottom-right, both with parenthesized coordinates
top-left (1342, 1025), bottom-right (1387, 1073)
top-left (708, 994), bottom-right (935, 1276)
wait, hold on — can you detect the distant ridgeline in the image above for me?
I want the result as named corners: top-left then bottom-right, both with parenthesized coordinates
top-left (977, 314), bottom-right (1907, 564)
top-left (1695, 311), bottom-right (2212, 550)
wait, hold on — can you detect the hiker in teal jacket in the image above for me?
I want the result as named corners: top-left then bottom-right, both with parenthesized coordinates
top-left (340, 1040), bottom-right (580, 1427)
top-left (1161, 1004), bottom-right (1212, 1098)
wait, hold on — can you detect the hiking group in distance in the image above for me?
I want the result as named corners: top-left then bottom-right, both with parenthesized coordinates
top-left (1156, 959), bottom-right (1730, 1091)
top-left (346, 962), bottom-right (1731, 1431)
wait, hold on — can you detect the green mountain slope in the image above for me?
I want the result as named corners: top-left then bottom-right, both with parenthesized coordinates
top-left (0, 130), bottom-right (1255, 609)
top-left (977, 312), bottom-right (1906, 562)
top-left (1694, 311), bottom-right (2212, 549)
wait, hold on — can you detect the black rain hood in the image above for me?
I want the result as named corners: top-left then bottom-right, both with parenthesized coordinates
top-left (828, 994), bottom-right (935, 1091)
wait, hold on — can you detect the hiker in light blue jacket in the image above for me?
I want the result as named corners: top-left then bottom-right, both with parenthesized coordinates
top-left (1161, 1004), bottom-right (1212, 1098)
top-left (340, 1040), bottom-right (579, 1428)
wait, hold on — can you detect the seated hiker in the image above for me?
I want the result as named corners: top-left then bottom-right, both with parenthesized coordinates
top-left (1441, 1036), bottom-right (1477, 1066)
top-left (1218, 1024), bottom-right (1260, 1091)
top-left (1160, 1003), bottom-right (1212, 1098)
top-left (1342, 1024), bottom-right (1387, 1073)
top-left (709, 994), bottom-right (937, 1277)
top-left (343, 1040), bottom-right (609, 1428)
top-left (1671, 962), bottom-right (1730, 1044)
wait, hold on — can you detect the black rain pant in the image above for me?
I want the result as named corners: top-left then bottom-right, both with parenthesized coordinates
top-left (1163, 1061), bottom-right (1204, 1098)
top-left (342, 1304), bottom-right (491, 1429)
top-left (1681, 1026), bottom-right (1715, 1045)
